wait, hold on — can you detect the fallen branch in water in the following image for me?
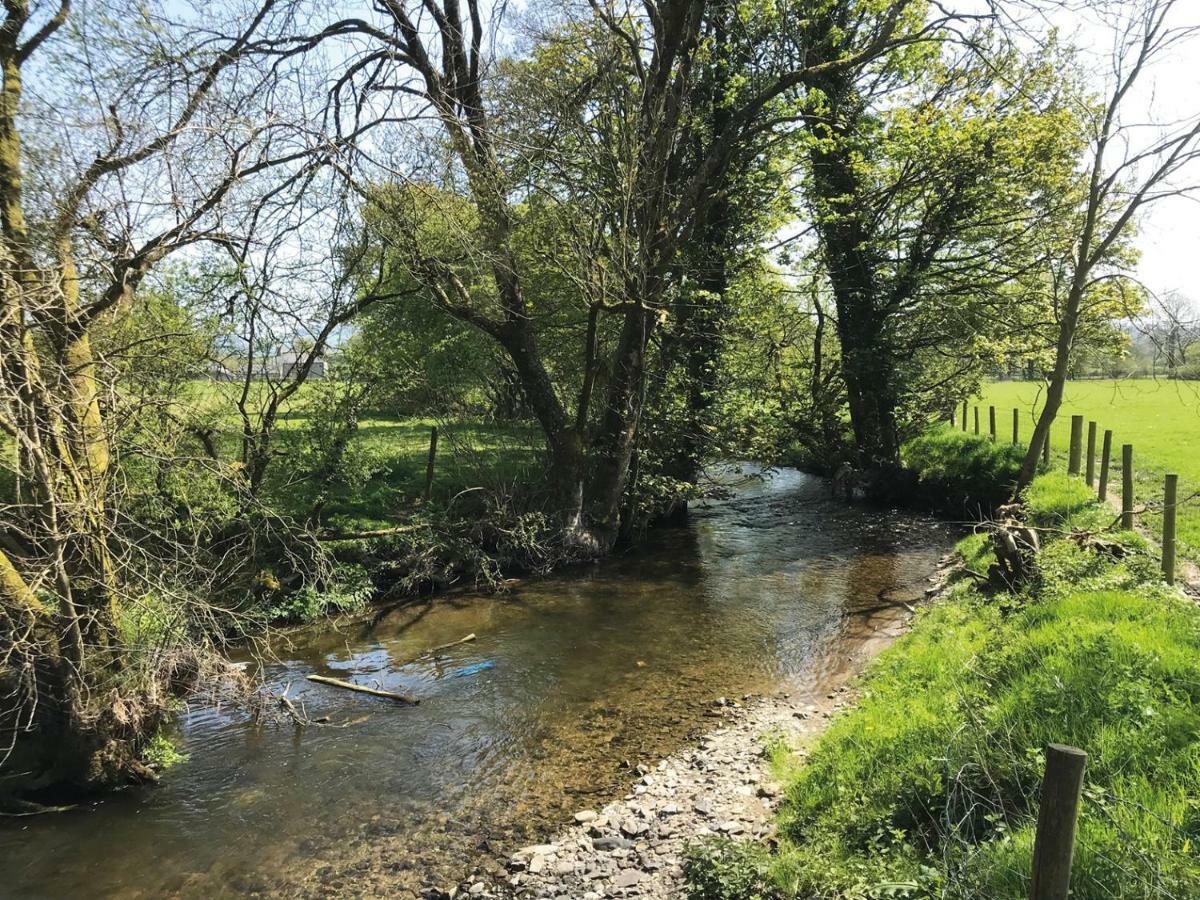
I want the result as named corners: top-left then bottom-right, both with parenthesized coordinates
top-left (423, 633), bottom-right (476, 657)
top-left (0, 799), bottom-right (78, 817)
top-left (306, 674), bottom-right (419, 705)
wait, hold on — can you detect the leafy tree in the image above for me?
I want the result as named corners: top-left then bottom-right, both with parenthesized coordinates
top-left (796, 7), bottom-right (1089, 468)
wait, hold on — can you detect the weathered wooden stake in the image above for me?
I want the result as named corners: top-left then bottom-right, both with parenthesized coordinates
top-left (1098, 430), bottom-right (1112, 501)
top-left (1030, 744), bottom-right (1088, 900)
top-left (1012, 408), bottom-right (1020, 445)
top-left (962, 399), bottom-right (968, 432)
top-left (1067, 415), bottom-right (1083, 476)
top-left (989, 405), bottom-right (997, 442)
top-left (424, 425), bottom-right (439, 500)
top-left (974, 406), bottom-right (980, 436)
top-left (1121, 444), bottom-right (1134, 530)
top-left (1085, 421), bottom-right (1097, 487)
top-left (1163, 473), bottom-right (1178, 584)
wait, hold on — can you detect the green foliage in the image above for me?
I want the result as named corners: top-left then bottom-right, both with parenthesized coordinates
top-left (901, 428), bottom-right (1026, 512)
top-left (684, 838), bottom-right (780, 900)
top-left (753, 471), bottom-right (1200, 899)
top-left (143, 731), bottom-right (189, 772)
top-left (261, 564), bottom-right (374, 624)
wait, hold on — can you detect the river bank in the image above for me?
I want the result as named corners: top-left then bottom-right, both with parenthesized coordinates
top-left (676, 433), bottom-right (1200, 899)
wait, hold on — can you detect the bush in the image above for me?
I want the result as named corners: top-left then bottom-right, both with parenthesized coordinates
top-left (902, 428), bottom-right (1027, 516)
top-left (261, 563), bottom-right (374, 623)
top-left (684, 838), bottom-right (780, 900)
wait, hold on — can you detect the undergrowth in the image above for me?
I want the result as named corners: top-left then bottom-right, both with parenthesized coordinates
top-left (685, 455), bottom-right (1200, 899)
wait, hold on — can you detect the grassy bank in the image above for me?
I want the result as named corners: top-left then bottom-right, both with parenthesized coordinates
top-left (980, 378), bottom-right (1200, 562)
top-left (686, 430), bottom-right (1200, 899)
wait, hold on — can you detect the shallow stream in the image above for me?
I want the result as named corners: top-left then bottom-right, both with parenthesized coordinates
top-left (1, 466), bottom-right (955, 898)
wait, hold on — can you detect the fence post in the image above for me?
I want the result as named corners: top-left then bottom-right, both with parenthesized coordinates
top-left (1098, 430), bottom-right (1112, 501)
top-left (1163, 473), bottom-right (1178, 585)
top-left (1068, 415), bottom-right (1083, 476)
top-left (1121, 444), bottom-right (1134, 530)
top-left (424, 425), bottom-right (439, 500)
top-left (974, 406), bottom-right (980, 436)
top-left (1013, 408), bottom-right (1020, 445)
top-left (1030, 744), bottom-right (1088, 900)
top-left (962, 400), bottom-right (968, 432)
top-left (1085, 422), bottom-right (1097, 487)
top-left (989, 406), bottom-right (997, 442)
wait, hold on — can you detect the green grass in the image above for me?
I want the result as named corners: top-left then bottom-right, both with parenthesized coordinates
top-left (271, 416), bottom-right (540, 532)
top-left (686, 463), bottom-right (1200, 899)
top-left (978, 378), bottom-right (1200, 561)
top-left (901, 429), bottom-right (1026, 516)
top-left (178, 381), bottom-right (542, 532)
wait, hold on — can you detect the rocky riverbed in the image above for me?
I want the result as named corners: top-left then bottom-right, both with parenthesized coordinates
top-left (435, 554), bottom-right (957, 900)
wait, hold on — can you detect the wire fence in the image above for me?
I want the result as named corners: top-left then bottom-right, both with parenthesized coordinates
top-left (955, 401), bottom-right (1191, 584)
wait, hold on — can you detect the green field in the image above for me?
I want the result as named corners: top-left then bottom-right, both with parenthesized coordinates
top-left (978, 378), bottom-right (1200, 561)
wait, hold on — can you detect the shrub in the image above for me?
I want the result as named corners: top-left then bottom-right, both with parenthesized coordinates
top-left (901, 428), bottom-right (1027, 516)
top-left (684, 838), bottom-right (780, 900)
top-left (262, 563), bottom-right (374, 623)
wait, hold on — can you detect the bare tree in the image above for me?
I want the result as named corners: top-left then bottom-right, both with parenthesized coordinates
top-left (1017, 0), bottom-right (1200, 486)
top-left (0, 0), bottom-right (346, 789)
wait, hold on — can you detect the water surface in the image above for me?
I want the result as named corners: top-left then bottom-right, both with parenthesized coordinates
top-left (1, 466), bottom-right (955, 898)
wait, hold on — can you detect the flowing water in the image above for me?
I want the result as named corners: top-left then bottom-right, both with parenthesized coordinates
top-left (0, 466), bottom-right (955, 899)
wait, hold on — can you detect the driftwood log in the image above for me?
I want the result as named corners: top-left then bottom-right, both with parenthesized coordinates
top-left (423, 633), bottom-right (476, 656)
top-left (306, 675), bottom-right (419, 705)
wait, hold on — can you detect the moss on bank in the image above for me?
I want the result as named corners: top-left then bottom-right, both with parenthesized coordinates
top-left (686, 432), bottom-right (1200, 899)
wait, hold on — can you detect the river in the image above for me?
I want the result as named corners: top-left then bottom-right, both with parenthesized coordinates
top-left (0, 466), bottom-right (955, 899)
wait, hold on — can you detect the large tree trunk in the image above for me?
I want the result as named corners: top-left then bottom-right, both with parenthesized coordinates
top-left (805, 77), bottom-right (900, 468)
top-left (585, 307), bottom-right (653, 548)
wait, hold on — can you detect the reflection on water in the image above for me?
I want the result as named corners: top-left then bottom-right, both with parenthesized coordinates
top-left (0, 466), bottom-right (955, 898)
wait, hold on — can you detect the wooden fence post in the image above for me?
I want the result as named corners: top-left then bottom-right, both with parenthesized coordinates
top-left (962, 400), bottom-right (968, 432)
top-left (1098, 430), bottom-right (1112, 501)
top-left (1163, 473), bottom-right (1178, 584)
top-left (974, 406), bottom-right (980, 436)
top-left (1121, 444), bottom-right (1134, 530)
top-left (1030, 744), bottom-right (1088, 900)
top-left (1068, 415), bottom-right (1083, 476)
top-left (1013, 408), bottom-right (1020, 445)
top-left (1085, 422), bottom-right (1097, 487)
top-left (424, 425), bottom-right (439, 500)
top-left (989, 406), bottom-right (997, 442)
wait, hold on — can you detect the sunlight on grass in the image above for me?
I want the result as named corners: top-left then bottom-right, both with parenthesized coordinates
top-left (980, 379), bottom-right (1200, 560)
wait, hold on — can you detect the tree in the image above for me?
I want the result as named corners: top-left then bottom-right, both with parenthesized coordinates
top-left (1016, 0), bottom-right (1200, 487)
top-left (0, 0), bottom-right (343, 789)
top-left (796, 5), bottom-right (1088, 468)
top-left (311, 0), bottom-right (927, 548)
